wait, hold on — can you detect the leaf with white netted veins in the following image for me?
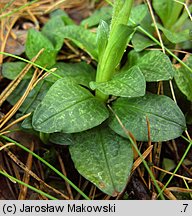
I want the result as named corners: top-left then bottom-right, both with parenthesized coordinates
top-left (56, 25), bottom-right (98, 60)
top-left (174, 56), bottom-right (192, 102)
top-left (69, 126), bottom-right (133, 196)
top-left (32, 77), bottom-right (109, 133)
top-left (136, 50), bottom-right (175, 81)
top-left (109, 94), bottom-right (186, 142)
top-left (90, 66), bottom-right (146, 97)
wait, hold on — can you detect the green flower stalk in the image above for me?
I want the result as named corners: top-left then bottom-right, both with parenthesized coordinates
top-left (95, 0), bottom-right (134, 101)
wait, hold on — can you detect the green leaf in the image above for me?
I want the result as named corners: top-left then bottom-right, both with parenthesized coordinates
top-left (157, 24), bottom-right (192, 44)
top-left (81, 6), bottom-right (112, 27)
top-left (96, 20), bottom-right (109, 60)
top-left (130, 5), bottom-right (155, 52)
top-left (25, 29), bottom-right (57, 67)
top-left (90, 66), bottom-right (146, 97)
top-left (160, 158), bottom-right (176, 181)
top-left (32, 77), bottom-right (109, 133)
top-left (2, 61), bottom-right (33, 80)
top-left (136, 50), bottom-right (175, 81)
top-left (7, 80), bottom-right (52, 113)
top-left (152, 0), bottom-right (173, 27)
top-left (49, 132), bottom-right (74, 145)
top-left (128, 4), bottom-right (149, 26)
top-left (109, 94), bottom-right (186, 142)
top-left (174, 56), bottom-right (192, 101)
top-left (21, 114), bottom-right (33, 129)
top-left (122, 50), bottom-right (142, 71)
top-left (153, 0), bottom-right (185, 28)
top-left (46, 62), bottom-right (96, 87)
top-left (50, 9), bottom-right (75, 25)
top-left (42, 15), bottom-right (65, 50)
top-left (132, 33), bottom-right (156, 52)
top-left (133, 4), bottom-right (153, 31)
top-left (56, 25), bottom-right (98, 60)
top-left (69, 126), bottom-right (133, 196)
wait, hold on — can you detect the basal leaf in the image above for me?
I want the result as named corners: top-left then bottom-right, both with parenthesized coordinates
top-left (50, 9), bottom-right (75, 25)
top-left (32, 77), bottom-right (109, 133)
top-left (132, 33), bottom-right (156, 52)
top-left (46, 62), bottom-right (96, 87)
top-left (122, 50), bottom-right (142, 71)
top-left (25, 29), bottom-right (57, 67)
top-left (109, 94), bottom-right (186, 142)
top-left (90, 66), bottom-right (146, 97)
top-left (49, 132), bottom-right (74, 145)
top-left (157, 24), bottom-right (191, 44)
top-left (153, 0), bottom-right (185, 28)
top-left (69, 126), bottom-right (133, 196)
top-left (81, 6), bottom-right (112, 27)
top-left (21, 114), bottom-right (33, 129)
top-left (42, 15), bottom-right (65, 50)
top-left (174, 55), bottom-right (192, 101)
top-left (56, 25), bottom-right (98, 60)
top-left (152, 0), bottom-right (172, 27)
top-left (136, 50), bottom-right (175, 81)
top-left (130, 7), bottom-right (155, 51)
top-left (128, 4), bottom-right (149, 26)
top-left (2, 61), bottom-right (33, 80)
top-left (7, 80), bottom-right (52, 113)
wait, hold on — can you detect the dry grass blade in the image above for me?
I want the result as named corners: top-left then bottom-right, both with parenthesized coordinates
top-left (145, 0), bottom-right (165, 53)
top-left (74, 180), bottom-right (89, 200)
top-left (0, 16), bottom-right (19, 63)
top-left (0, 113), bottom-right (31, 133)
top-left (0, 0), bottom-right (91, 19)
top-left (0, 142), bottom-right (15, 151)
top-left (104, 195), bottom-right (111, 200)
top-left (116, 145), bottom-right (153, 200)
top-left (146, 116), bottom-right (154, 190)
top-left (131, 145), bottom-right (153, 174)
top-left (155, 180), bottom-right (177, 200)
top-left (89, 185), bottom-right (96, 200)
top-left (26, 7), bottom-right (40, 30)
top-left (0, 142), bottom-right (69, 199)
top-left (0, 48), bottom-right (44, 107)
top-left (167, 187), bottom-right (192, 193)
top-left (174, 0), bottom-right (192, 21)
top-left (153, 165), bottom-right (192, 182)
top-left (0, 49), bottom-right (46, 130)
top-left (18, 142), bottom-right (34, 200)
top-left (57, 151), bottom-right (73, 199)
top-left (44, 0), bottom-right (67, 14)
top-left (153, 142), bottom-right (162, 172)
top-left (0, 70), bottom-right (37, 129)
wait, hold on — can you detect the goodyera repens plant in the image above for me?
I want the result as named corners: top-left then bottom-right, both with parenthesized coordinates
top-left (2, 0), bottom-right (187, 196)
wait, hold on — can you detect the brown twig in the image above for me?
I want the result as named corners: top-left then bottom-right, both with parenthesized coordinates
top-left (0, 142), bottom-right (69, 199)
top-left (18, 142), bottom-right (34, 200)
top-left (57, 151), bottom-right (74, 199)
